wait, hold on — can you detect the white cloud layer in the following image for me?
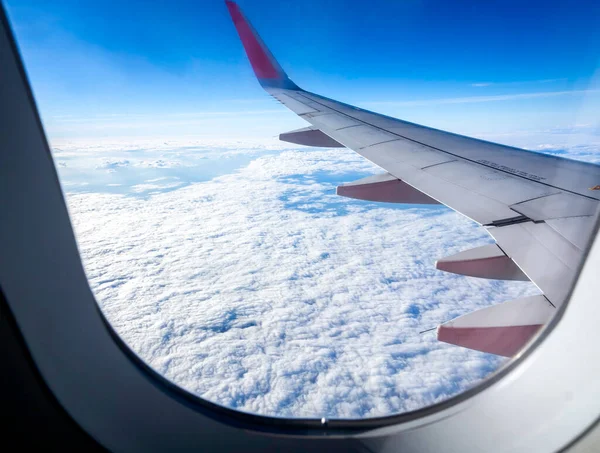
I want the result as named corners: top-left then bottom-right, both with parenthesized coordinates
top-left (58, 139), bottom-right (596, 419)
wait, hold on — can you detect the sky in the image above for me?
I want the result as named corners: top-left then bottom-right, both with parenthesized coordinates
top-left (4, 0), bottom-right (600, 142)
top-left (4, 0), bottom-right (600, 419)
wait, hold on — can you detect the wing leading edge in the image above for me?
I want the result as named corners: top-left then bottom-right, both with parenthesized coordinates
top-left (226, 1), bottom-right (600, 357)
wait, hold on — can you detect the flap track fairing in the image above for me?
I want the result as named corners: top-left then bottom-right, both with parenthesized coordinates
top-left (337, 173), bottom-right (440, 204)
top-left (437, 295), bottom-right (554, 356)
top-left (279, 126), bottom-right (344, 148)
top-left (436, 244), bottom-right (529, 281)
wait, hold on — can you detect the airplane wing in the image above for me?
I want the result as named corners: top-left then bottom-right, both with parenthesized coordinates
top-left (225, 1), bottom-right (600, 357)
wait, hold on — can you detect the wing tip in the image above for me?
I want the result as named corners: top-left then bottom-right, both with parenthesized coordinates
top-left (225, 0), bottom-right (299, 90)
top-left (225, 1), bottom-right (239, 17)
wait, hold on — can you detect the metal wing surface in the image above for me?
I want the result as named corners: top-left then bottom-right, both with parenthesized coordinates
top-left (226, 1), bottom-right (600, 356)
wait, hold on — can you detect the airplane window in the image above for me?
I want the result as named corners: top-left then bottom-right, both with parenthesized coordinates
top-left (6, 0), bottom-right (599, 420)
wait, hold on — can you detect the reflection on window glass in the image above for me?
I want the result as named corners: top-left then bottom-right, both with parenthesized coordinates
top-left (8, 0), bottom-right (599, 418)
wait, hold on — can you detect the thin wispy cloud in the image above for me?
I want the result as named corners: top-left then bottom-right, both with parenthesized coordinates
top-left (45, 109), bottom-right (294, 139)
top-left (364, 89), bottom-right (600, 107)
top-left (51, 109), bottom-right (282, 123)
top-left (470, 78), bottom-right (568, 88)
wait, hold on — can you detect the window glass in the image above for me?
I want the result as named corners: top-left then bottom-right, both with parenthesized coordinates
top-left (7, 0), bottom-right (599, 419)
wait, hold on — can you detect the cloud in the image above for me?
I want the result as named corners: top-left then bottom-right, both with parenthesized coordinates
top-left (96, 159), bottom-right (131, 170)
top-left (131, 181), bottom-right (184, 193)
top-left (470, 78), bottom-right (568, 88)
top-left (364, 89), bottom-right (600, 107)
top-left (527, 144), bottom-right (600, 164)
top-left (62, 142), bottom-right (551, 419)
top-left (50, 109), bottom-right (283, 127)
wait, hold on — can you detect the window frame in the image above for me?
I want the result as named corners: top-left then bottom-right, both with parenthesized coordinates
top-left (1, 4), bottom-right (599, 450)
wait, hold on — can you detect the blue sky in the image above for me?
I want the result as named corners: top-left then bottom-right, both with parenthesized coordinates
top-left (4, 0), bottom-right (600, 141)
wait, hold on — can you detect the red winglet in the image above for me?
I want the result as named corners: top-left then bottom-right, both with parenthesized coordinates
top-left (226, 1), bottom-right (298, 89)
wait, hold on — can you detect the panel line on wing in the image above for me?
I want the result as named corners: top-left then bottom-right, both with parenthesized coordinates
top-left (484, 215), bottom-right (530, 227)
top-left (359, 139), bottom-right (401, 150)
top-left (335, 124), bottom-right (363, 131)
top-left (420, 160), bottom-right (459, 170)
